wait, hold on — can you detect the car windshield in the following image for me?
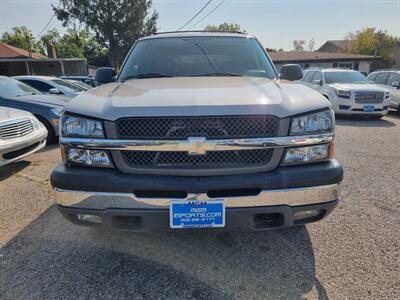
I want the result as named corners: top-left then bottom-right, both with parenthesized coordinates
top-left (119, 36), bottom-right (277, 80)
top-left (324, 71), bottom-right (369, 84)
top-left (51, 79), bottom-right (85, 92)
top-left (0, 77), bottom-right (43, 97)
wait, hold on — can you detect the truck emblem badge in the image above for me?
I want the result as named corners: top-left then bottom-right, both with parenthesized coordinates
top-left (187, 137), bottom-right (207, 155)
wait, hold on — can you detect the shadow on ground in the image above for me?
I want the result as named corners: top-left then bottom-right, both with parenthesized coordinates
top-left (0, 161), bottom-right (30, 182)
top-left (336, 114), bottom-right (397, 127)
top-left (0, 206), bottom-right (326, 300)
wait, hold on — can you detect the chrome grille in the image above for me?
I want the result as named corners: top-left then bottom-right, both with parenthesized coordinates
top-left (0, 118), bottom-right (34, 140)
top-left (355, 91), bottom-right (384, 104)
top-left (122, 149), bottom-right (273, 169)
top-left (116, 115), bottom-right (279, 140)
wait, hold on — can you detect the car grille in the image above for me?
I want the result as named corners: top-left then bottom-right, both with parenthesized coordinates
top-left (355, 92), bottom-right (384, 104)
top-left (122, 149), bottom-right (273, 169)
top-left (113, 115), bottom-right (280, 174)
top-left (116, 115), bottom-right (279, 140)
top-left (0, 118), bottom-right (34, 140)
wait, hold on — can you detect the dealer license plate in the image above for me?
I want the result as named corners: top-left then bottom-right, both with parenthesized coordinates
top-left (363, 105), bottom-right (375, 112)
top-left (170, 200), bottom-right (225, 229)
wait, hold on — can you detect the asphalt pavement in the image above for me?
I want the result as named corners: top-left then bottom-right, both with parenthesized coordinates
top-left (0, 112), bottom-right (399, 300)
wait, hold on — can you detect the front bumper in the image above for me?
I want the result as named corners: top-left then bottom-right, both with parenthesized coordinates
top-left (0, 127), bottom-right (47, 167)
top-left (52, 160), bottom-right (343, 231)
top-left (332, 95), bottom-right (390, 115)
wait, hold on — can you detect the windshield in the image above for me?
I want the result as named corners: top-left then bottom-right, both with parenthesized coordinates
top-left (119, 37), bottom-right (277, 80)
top-left (324, 71), bottom-right (369, 84)
top-left (0, 77), bottom-right (43, 97)
top-left (52, 79), bottom-right (85, 92)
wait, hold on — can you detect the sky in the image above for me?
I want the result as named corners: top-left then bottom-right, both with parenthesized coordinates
top-left (0, 0), bottom-right (399, 51)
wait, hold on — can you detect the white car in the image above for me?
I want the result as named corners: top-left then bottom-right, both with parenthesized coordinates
top-left (13, 76), bottom-right (86, 98)
top-left (367, 69), bottom-right (400, 112)
top-left (301, 68), bottom-right (390, 117)
top-left (0, 107), bottom-right (48, 167)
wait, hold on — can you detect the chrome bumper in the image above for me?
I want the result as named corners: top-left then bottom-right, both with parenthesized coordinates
top-left (54, 184), bottom-right (340, 210)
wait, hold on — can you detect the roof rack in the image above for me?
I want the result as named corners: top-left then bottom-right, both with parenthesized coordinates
top-left (152, 30), bottom-right (246, 35)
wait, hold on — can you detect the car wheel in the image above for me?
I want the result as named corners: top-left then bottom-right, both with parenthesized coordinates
top-left (35, 116), bottom-right (56, 143)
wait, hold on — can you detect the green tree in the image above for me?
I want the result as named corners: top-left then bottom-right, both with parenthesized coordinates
top-left (41, 29), bottom-right (109, 66)
top-left (204, 23), bottom-right (247, 34)
top-left (1, 26), bottom-right (45, 54)
top-left (53, 0), bottom-right (158, 67)
top-left (346, 28), bottom-right (398, 70)
top-left (292, 40), bottom-right (306, 51)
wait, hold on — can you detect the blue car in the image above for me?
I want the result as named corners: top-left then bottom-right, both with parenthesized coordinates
top-left (0, 76), bottom-right (69, 142)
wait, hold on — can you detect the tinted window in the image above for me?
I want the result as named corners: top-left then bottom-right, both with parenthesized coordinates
top-left (312, 72), bottom-right (322, 83)
top-left (21, 79), bottom-right (53, 92)
top-left (52, 79), bottom-right (84, 92)
top-left (0, 77), bottom-right (42, 97)
top-left (387, 73), bottom-right (400, 86)
top-left (302, 71), bottom-right (315, 83)
top-left (374, 73), bottom-right (389, 84)
top-left (324, 71), bottom-right (369, 84)
top-left (119, 37), bottom-right (277, 80)
top-left (367, 73), bottom-right (378, 81)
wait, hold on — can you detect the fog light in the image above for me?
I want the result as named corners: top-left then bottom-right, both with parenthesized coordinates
top-left (283, 144), bottom-right (329, 165)
top-left (67, 148), bottom-right (113, 167)
top-left (76, 214), bottom-right (102, 224)
top-left (293, 209), bottom-right (321, 221)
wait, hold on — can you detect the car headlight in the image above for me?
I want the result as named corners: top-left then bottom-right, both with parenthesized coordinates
top-left (51, 107), bottom-right (64, 117)
top-left (384, 91), bottom-right (390, 99)
top-left (282, 144), bottom-right (331, 165)
top-left (334, 89), bottom-right (351, 99)
top-left (61, 115), bottom-right (104, 138)
top-left (64, 148), bottom-right (113, 168)
top-left (290, 109), bottom-right (334, 136)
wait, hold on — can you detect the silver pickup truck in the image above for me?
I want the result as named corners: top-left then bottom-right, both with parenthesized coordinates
top-left (51, 32), bottom-right (343, 231)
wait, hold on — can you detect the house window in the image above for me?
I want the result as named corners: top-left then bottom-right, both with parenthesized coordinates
top-left (338, 63), bottom-right (353, 69)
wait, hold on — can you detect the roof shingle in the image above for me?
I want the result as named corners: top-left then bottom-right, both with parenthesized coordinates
top-left (0, 43), bottom-right (47, 59)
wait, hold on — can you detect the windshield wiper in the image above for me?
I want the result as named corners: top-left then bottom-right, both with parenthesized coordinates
top-left (122, 73), bottom-right (175, 81)
top-left (191, 72), bottom-right (243, 77)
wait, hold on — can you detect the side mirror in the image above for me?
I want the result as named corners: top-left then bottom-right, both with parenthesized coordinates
top-left (279, 64), bottom-right (303, 81)
top-left (391, 81), bottom-right (400, 89)
top-left (312, 79), bottom-right (322, 86)
top-left (95, 67), bottom-right (116, 84)
top-left (49, 88), bottom-right (62, 94)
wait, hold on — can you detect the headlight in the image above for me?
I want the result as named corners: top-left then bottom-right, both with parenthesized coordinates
top-left (61, 115), bottom-right (104, 138)
top-left (384, 91), bottom-right (390, 99)
top-left (51, 107), bottom-right (64, 117)
top-left (283, 144), bottom-right (331, 165)
top-left (65, 148), bottom-right (113, 167)
top-left (334, 89), bottom-right (351, 99)
top-left (290, 109), bottom-right (334, 136)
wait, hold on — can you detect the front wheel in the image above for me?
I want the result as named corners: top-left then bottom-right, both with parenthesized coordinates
top-left (35, 116), bottom-right (56, 143)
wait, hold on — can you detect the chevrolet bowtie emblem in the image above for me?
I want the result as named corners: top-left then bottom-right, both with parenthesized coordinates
top-left (187, 137), bottom-right (207, 155)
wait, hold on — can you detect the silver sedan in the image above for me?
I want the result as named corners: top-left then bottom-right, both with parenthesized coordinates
top-left (0, 107), bottom-right (48, 167)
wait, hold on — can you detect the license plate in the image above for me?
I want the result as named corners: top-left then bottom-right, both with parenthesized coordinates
top-left (363, 105), bottom-right (375, 112)
top-left (170, 200), bottom-right (225, 229)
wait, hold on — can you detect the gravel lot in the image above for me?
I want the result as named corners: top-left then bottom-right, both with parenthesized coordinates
top-left (0, 112), bottom-right (399, 300)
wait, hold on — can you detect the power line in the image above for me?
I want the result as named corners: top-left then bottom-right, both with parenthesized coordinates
top-left (188, 0), bottom-right (227, 30)
top-left (177, 0), bottom-right (212, 31)
top-left (36, 1), bottom-right (61, 38)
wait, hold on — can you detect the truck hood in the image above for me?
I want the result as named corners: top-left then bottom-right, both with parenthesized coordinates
top-left (65, 77), bottom-right (331, 120)
top-left (329, 83), bottom-right (389, 92)
top-left (8, 94), bottom-right (69, 108)
top-left (0, 106), bottom-right (33, 122)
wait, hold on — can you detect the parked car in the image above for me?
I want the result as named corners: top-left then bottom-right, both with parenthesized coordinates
top-left (51, 32), bottom-right (343, 232)
top-left (0, 76), bottom-right (67, 142)
top-left (367, 69), bottom-right (400, 112)
top-left (59, 76), bottom-right (98, 87)
top-left (301, 68), bottom-right (390, 118)
top-left (0, 106), bottom-right (47, 167)
top-left (14, 76), bottom-right (86, 98)
top-left (64, 79), bottom-right (93, 91)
